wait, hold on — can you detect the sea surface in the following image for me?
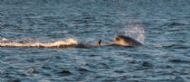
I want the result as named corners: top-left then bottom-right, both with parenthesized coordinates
top-left (0, 0), bottom-right (190, 82)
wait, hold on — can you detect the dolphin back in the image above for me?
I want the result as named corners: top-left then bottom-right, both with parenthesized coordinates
top-left (117, 35), bottom-right (143, 46)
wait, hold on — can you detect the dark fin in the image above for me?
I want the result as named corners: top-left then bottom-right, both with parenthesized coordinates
top-left (96, 40), bottom-right (102, 46)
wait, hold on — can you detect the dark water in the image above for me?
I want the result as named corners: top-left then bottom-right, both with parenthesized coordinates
top-left (0, 0), bottom-right (190, 82)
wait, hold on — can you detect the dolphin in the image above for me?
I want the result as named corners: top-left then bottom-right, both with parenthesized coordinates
top-left (0, 35), bottom-right (142, 48)
top-left (97, 35), bottom-right (143, 47)
top-left (113, 35), bottom-right (143, 47)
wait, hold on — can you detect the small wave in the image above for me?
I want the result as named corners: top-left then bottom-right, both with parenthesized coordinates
top-left (168, 22), bottom-right (188, 26)
top-left (156, 44), bottom-right (189, 49)
top-left (169, 59), bottom-right (190, 64)
top-left (161, 21), bottom-right (189, 28)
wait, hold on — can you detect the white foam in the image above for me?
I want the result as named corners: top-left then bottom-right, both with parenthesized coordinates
top-left (0, 38), bottom-right (78, 48)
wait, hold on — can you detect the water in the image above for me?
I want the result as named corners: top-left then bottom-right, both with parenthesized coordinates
top-left (0, 0), bottom-right (190, 82)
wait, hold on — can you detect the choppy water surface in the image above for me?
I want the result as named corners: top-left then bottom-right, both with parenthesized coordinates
top-left (0, 0), bottom-right (190, 82)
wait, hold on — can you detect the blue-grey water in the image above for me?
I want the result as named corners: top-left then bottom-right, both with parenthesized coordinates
top-left (0, 0), bottom-right (190, 82)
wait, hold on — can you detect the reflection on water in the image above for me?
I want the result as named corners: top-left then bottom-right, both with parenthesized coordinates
top-left (0, 0), bottom-right (190, 82)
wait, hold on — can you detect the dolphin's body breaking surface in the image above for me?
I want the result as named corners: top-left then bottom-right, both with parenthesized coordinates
top-left (0, 35), bottom-right (143, 48)
top-left (113, 35), bottom-right (143, 47)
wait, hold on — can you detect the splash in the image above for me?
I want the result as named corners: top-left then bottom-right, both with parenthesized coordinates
top-left (0, 38), bottom-right (78, 48)
top-left (122, 22), bottom-right (145, 44)
top-left (46, 38), bottom-right (78, 47)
